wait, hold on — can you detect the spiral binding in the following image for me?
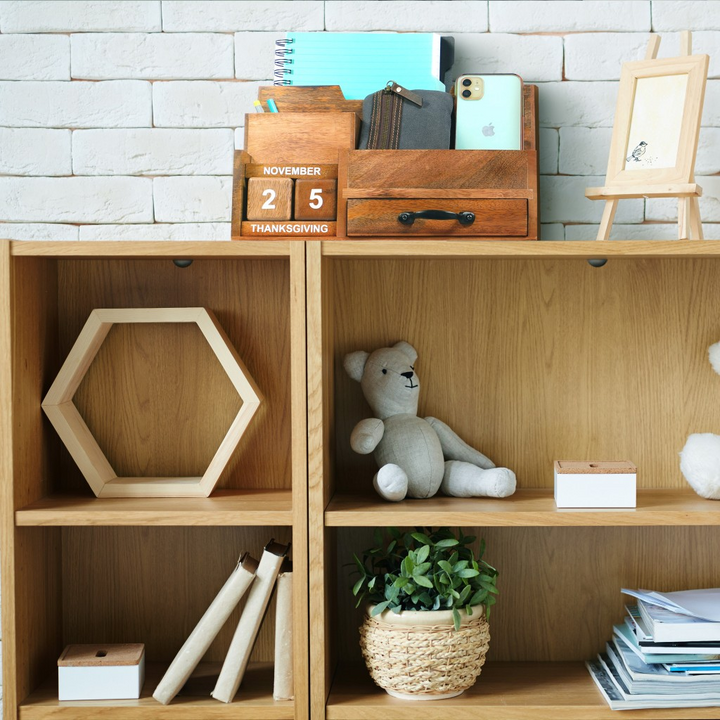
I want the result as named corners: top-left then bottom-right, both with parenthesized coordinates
top-left (274, 38), bottom-right (295, 86)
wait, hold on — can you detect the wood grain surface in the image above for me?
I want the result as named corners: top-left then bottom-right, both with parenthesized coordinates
top-left (329, 257), bottom-right (720, 492)
top-left (327, 661), bottom-right (720, 719)
top-left (346, 198), bottom-right (528, 237)
top-left (257, 85), bottom-right (363, 119)
top-left (62, 526), bottom-right (292, 664)
top-left (344, 150), bottom-right (530, 190)
top-left (289, 242), bottom-right (309, 720)
top-left (334, 525), bottom-right (720, 664)
top-left (246, 178), bottom-right (294, 221)
top-left (5, 253), bottom-right (63, 717)
top-left (9, 241), bottom-right (292, 258)
top-left (21, 662), bottom-right (292, 719)
top-left (57, 258), bottom-right (290, 494)
top-left (294, 179), bottom-right (337, 221)
top-left (15, 490), bottom-right (293, 526)
top-left (324, 488), bottom-right (719, 527)
top-left (320, 239), bottom-right (720, 258)
top-left (245, 113), bottom-right (359, 165)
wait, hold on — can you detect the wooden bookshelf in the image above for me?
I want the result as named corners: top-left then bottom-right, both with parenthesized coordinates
top-left (306, 240), bottom-right (720, 720)
top-left (5, 237), bottom-right (720, 720)
top-left (0, 241), bottom-right (308, 720)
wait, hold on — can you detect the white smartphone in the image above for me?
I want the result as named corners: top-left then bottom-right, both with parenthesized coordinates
top-left (454, 74), bottom-right (523, 150)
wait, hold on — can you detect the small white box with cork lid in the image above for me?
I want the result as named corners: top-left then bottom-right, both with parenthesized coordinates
top-left (58, 644), bottom-right (145, 701)
top-left (554, 461), bottom-right (637, 508)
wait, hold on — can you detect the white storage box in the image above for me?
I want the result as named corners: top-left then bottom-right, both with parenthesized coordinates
top-left (58, 644), bottom-right (145, 701)
top-left (554, 461), bottom-right (636, 508)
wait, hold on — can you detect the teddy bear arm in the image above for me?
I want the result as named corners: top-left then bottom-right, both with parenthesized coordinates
top-left (425, 416), bottom-right (495, 469)
top-left (350, 418), bottom-right (385, 455)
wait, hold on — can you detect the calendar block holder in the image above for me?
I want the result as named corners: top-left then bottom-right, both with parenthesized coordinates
top-left (232, 151), bottom-right (339, 238)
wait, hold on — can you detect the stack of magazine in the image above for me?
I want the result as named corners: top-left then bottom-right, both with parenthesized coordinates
top-left (587, 588), bottom-right (720, 710)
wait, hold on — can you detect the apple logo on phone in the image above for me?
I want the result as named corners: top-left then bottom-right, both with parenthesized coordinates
top-left (482, 123), bottom-right (495, 137)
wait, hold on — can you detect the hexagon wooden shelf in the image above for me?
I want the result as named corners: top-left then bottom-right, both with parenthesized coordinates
top-left (42, 307), bottom-right (263, 498)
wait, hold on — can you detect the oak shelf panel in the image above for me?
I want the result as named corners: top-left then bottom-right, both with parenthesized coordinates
top-left (324, 488), bottom-right (719, 527)
top-left (326, 662), bottom-right (719, 720)
top-left (321, 239), bottom-right (720, 258)
top-left (9, 240), bottom-right (292, 258)
top-left (15, 489), bottom-right (293, 527)
top-left (19, 663), bottom-right (293, 720)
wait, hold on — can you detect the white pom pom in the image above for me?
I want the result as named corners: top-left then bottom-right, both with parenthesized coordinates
top-left (680, 433), bottom-right (720, 500)
top-left (709, 341), bottom-right (720, 376)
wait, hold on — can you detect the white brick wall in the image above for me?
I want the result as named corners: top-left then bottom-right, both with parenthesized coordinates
top-left (0, 0), bottom-right (719, 245)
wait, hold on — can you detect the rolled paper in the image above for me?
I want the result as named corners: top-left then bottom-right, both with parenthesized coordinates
top-left (273, 569), bottom-right (294, 701)
top-left (211, 540), bottom-right (289, 703)
top-left (153, 553), bottom-right (258, 705)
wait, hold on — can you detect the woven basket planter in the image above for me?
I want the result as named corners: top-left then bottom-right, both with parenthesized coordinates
top-left (359, 604), bottom-right (490, 700)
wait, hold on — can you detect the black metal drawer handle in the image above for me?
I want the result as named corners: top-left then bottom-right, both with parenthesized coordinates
top-left (397, 209), bottom-right (475, 226)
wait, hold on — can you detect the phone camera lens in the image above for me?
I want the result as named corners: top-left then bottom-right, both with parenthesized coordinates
top-left (461, 89), bottom-right (472, 98)
top-left (462, 78), bottom-right (472, 87)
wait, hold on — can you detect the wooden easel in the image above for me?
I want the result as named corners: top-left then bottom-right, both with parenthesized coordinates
top-left (586, 32), bottom-right (706, 241)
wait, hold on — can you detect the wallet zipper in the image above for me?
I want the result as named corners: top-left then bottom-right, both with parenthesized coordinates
top-left (367, 82), bottom-right (423, 150)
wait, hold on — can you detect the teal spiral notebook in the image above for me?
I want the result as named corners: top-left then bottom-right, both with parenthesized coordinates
top-left (273, 32), bottom-right (447, 99)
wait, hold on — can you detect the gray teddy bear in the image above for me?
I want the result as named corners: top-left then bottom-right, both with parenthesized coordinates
top-left (344, 341), bottom-right (517, 502)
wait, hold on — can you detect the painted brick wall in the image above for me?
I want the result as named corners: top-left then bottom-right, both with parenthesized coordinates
top-left (1, 1), bottom-right (720, 241)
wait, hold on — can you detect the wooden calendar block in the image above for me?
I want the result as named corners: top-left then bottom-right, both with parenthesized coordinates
top-left (294, 179), bottom-right (337, 221)
top-left (246, 177), bottom-right (293, 221)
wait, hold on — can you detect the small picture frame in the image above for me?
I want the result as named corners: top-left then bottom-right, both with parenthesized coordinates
top-left (586, 32), bottom-right (709, 241)
top-left (605, 51), bottom-right (708, 187)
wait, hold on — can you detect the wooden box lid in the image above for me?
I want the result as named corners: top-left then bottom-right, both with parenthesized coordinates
top-left (58, 643), bottom-right (145, 667)
top-left (554, 461), bottom-right (637, 474)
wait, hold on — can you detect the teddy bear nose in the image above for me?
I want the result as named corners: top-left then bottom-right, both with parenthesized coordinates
top-left (401, 371), bottom-right (414, 379)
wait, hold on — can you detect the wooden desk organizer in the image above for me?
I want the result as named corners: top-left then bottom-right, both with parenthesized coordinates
top-left (337, 85), bottom-right (539, 239)
top-left (232, 111), bottom-right (359, 238)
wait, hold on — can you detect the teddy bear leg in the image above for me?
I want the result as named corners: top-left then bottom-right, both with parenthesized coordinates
top-left (373, 464), bottom-right (409, 502)
top-left (440, 460), bottom-right (517, 498)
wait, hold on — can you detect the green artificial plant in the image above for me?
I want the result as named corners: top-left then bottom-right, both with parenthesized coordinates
top-left (351, 527), bottom-right (499, 631)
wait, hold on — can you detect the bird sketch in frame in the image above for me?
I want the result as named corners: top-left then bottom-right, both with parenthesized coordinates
top-left (623, 74), bottom-right (688, 171)
top-left (603, 48), bottom-right (708, 187)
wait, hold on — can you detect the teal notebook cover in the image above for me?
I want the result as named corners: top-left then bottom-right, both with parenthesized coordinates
top-left (274, 32), bottom-right (444, 99)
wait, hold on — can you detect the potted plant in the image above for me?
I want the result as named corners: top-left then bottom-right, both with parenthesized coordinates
top-left (350, 527), bottom-right (498, 701)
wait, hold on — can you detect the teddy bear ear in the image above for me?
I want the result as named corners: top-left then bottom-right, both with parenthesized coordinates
top-left (393, 341), bottom-right (418, 364)
top-left (344, 350), bottom-right (370, 382)
top-left (709, 341), bottom-right (720, 376)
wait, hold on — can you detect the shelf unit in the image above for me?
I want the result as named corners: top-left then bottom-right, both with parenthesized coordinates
top-left (307, 239), bottom-right (720, 720)
top-left (0, 241), bottom-right (308, 720)
top-left (4, 237), bottom-right (720, 720)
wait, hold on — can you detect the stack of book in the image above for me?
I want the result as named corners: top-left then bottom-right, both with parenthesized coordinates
top-left (588, 588), bottom-right (720, 710)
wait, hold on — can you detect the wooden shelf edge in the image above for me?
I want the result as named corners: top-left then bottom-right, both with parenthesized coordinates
top-left (321, 239), bottom-right (720, 258)
top-left (326, 661), bottom-right (720, 719)
top-left (15, 490), bottom-right (294, 527)
top-left (324, 489), bottom-right (720, 527)
top-left (19, 663), bottom-right (293, 719)
top-left (7, 240), bottom-right (292, 258)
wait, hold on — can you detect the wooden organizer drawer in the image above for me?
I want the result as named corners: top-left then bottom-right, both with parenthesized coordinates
top-left (337, 84), bottom-right (539, 240)
top-left (346, 197), bottom-right (528, 236)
